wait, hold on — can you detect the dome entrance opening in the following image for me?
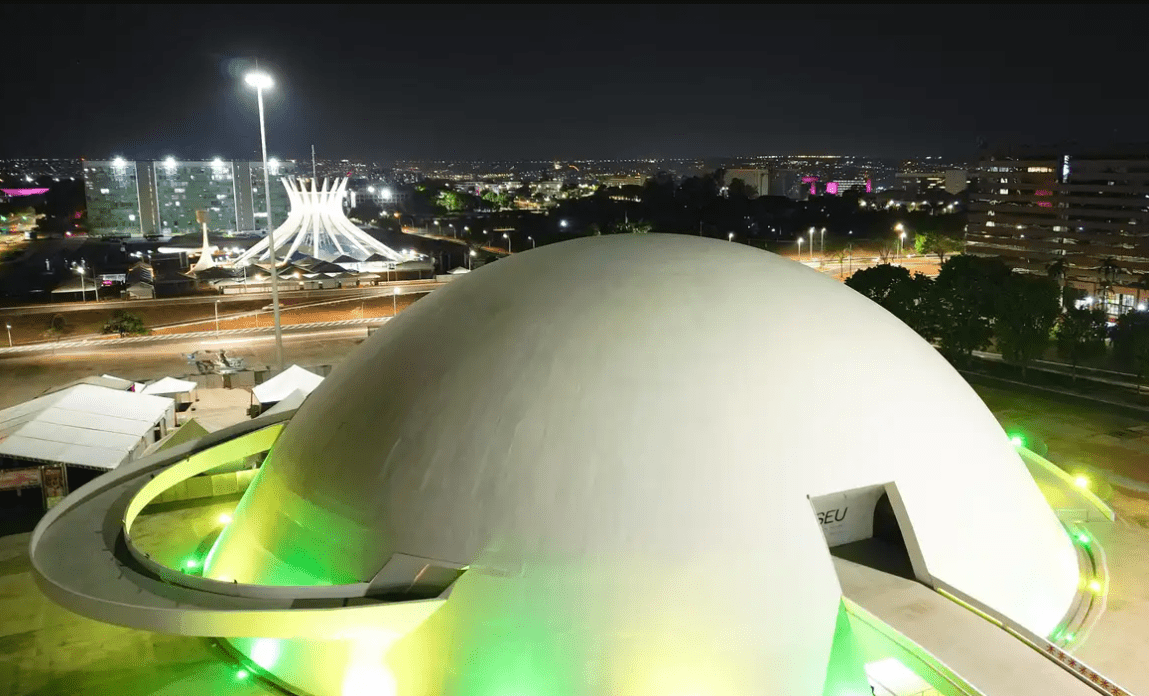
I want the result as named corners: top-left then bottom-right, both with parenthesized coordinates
top-left (810, 484), bottom-right (927, 582)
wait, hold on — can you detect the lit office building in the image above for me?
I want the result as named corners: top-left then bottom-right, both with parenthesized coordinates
top-left (83, 159), bottom-right (148, 237)
top-left (84, 158), bottom-right (295, 238)
top-left (153, 159), bottom-right (240, 235)
top-left (967, 145), bottom-right (1149, 315)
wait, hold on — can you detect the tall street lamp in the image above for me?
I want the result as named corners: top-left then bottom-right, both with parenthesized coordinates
top-left (392, 285), bottom-right (400, 315)
top-left (728, 232), bottom-right (734, 242)
top-left (894, 222), bottom-right (905, 261)
top-left (528, 235), bottom-right (535, 249)
top-left (503, 232), bottom-right (511, 253)
top-left (820, 227), bottom-right (826, 254)
top-left (245, 69), bottom-right (284, 370)
top-left (797, 236), bottom-right (803, 258)
top-left (807, 227), bottom-right (816, 261)
top-left (214, 300), bottom-right (221, 338)
top-left (468, 249), bottom-right (476, 270)
top-left (5, 323), bottom-right (11, 348)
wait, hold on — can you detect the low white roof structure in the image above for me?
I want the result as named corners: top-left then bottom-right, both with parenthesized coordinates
top-left (0, 384), bottom-right (173, 470)
top-left (259, 388), bottom-right (309, 417)
top-left (251, 365), bottom-right (324, 405)
top-left (140, 376), bottom-right (197, 397)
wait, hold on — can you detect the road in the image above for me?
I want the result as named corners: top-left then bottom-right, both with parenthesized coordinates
top-left (0, 322), bottom-right (374, 410)
top-left (0, 279), bottom-right (446, 316)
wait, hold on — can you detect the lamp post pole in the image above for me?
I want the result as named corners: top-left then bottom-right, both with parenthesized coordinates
top-left (797, 237), bottom-right (803, 259)
top-left (392, 286), bottom-right (399, 315)
top-left (247, 70), bottom-right (284, 370)
top-left (820, 227), bottom-right (826, 254)
top-left (214, 300), bottom-right (220, 338)
top-left (503, 233), bottom-right (511, 253)
top-left (528, 236), bottom-right (535, 249)
top-left (5, 323), bottom-right (11, 348)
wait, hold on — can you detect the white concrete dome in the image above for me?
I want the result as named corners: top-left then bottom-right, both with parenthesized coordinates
top-left (209, 234), bottom-right (1078, 696)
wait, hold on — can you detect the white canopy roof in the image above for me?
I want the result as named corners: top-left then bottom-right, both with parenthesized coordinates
top-left (260, 388), bottom-right (309, 417)
top-left (251, 365), bottom-right (324, 405)
top-left (140, 376), bottom-right (197, 396)
top-left (0, 384), bottom-right (173, 470)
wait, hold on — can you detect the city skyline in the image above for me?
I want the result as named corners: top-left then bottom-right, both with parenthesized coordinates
top-left (5, 5), bottom-right (1149, 161)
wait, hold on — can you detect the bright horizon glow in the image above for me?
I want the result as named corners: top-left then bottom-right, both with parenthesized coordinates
top-left (245, 71), bottom-right (273, 90)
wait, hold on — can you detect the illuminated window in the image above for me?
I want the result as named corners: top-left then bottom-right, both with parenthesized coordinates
top-left (99, 188), bottom-right (109, 194)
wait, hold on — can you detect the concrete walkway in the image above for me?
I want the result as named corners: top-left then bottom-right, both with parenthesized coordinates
top-left (835, 558), bottom-right (1099, 696)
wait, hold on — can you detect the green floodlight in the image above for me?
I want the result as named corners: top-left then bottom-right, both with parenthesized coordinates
top-left (1076, 532), bottom-right (1090, 545)
top-left (184, 558), bottom-right (199, 569)
top-left (1064, 632), bottom-right (1076, 642)
top-left (1009, 434), bottom-right (1025, 447)
top-left (236, 669), bottom-right (249, 680)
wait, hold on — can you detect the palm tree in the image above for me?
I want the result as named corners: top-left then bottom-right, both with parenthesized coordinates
top-left (1046, 258), bottom-right (1068, 310)
top-left (833, 248), bottom-right (848, 276)
top-left (1133, 274), bottom-right (1149, 310)
top-left (1099, 257), bottom-right (1123, 315)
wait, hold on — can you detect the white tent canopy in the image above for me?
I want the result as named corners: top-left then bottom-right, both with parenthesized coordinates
top-left (0, 384), bottom-right (174, 470)
top-left (252, 365), bottom-right (324, 405)
top-left (260, 388), bottom-right (309, 417)
top-left (140, 376), bottom-right (198, 397)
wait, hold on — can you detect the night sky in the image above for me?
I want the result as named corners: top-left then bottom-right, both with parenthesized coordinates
top-left (4, 5), bottom-right (1147, 162)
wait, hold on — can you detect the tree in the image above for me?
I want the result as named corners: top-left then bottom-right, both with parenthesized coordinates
top-left (876, 245), bottom-right (894, 263)
top-left (1046, 258), bottom-right (1069, 310)
top-left (993, 274), bottom-right (1060, 378)
top-left (727, 178), bottom-right (755, 200)
top-left (348, 199), bottom-right (382, 224)
top-left (845, 264), bottom-right (933, 337)
top-left (930, 254), bottom-right (1012, 364)
top-left (1112, 310), bottom-right (1149, 389)
top-left (44, 314), bottom-right (69, 342)
top-left (102, 310), bottom-right (147, 337)
top-left (1098, 257), bottom-right (1123, 313)
top-left (1055, 308), bottom-right (1107, 381)
top-left (610, 219), bottom-right (652, 234)
top-left (913, 230), bottom-right (964, 263)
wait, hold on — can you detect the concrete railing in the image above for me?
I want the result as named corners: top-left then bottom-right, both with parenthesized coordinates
top-left (934, 580), bottom-right (1133, 696)
top-left (843, 597), bottom-right (984, 696)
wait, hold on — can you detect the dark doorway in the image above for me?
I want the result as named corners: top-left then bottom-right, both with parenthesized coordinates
top-left (829, 492), bottom-right (916, 580)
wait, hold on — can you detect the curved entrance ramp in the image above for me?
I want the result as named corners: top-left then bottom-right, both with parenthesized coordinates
top-left (28, 413), bottom-right (445, 639)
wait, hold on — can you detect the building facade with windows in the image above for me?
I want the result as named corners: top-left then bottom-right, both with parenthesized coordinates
top-left (84, 158), bottom-right (295, 238)
top-left (967, 145), bottom-right (1149, 315)
top-left (83, 160), bottom-right (147, 237)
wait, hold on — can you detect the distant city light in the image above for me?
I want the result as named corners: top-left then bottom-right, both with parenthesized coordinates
top-left (164, 156), bottom-right (176, 167)
top-left (112, 157), bottom-right (126, 166)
